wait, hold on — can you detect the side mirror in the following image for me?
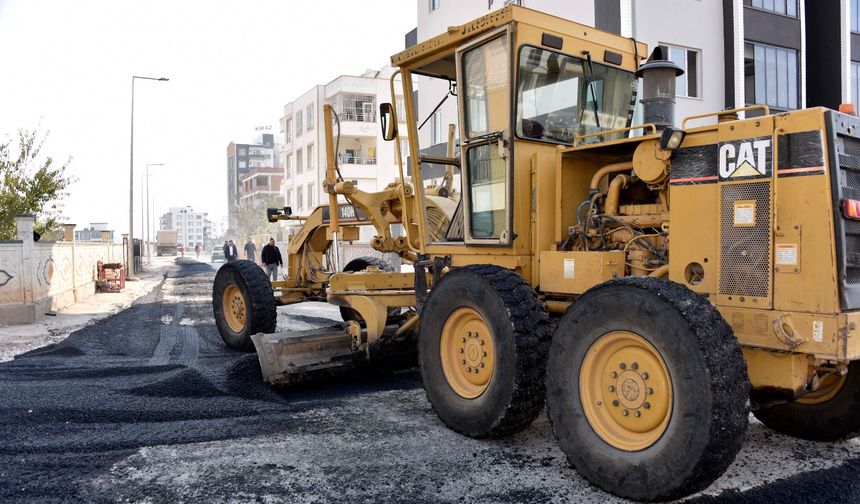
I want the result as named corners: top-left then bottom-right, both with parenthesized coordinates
top-left (379, 103), bottom-right (398, 141)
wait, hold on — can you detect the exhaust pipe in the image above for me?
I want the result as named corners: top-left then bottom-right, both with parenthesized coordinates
top-left (635, 48), bottom-right (685, 130)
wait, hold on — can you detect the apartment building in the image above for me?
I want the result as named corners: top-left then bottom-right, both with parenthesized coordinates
top-left (226, 133), bottom-right (277, 230)
top-left (413, 0), bottom-right (860, 151)
top-left (74, 223), bottom-right (113, 243)
top-left (279, 67), bottom-right (407, 238)
top-left (159, 206), bottom-right (212, 248)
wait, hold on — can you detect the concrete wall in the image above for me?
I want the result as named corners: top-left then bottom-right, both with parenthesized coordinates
top-left (0, 217), bottom-right (124, 324)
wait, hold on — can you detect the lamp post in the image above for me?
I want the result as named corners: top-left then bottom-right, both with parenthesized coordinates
top-left (145, 163), bottom-right (165, 264)
top-left (128, 75), bottom-right (169, 280)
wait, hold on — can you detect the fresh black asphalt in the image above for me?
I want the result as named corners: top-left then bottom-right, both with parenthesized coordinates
top-left (0, 260), bottom-right (858, 503)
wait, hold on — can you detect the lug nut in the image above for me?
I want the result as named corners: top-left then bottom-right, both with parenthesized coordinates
top-left (596, 401), bottom-right (602, 406)
top-left (611, 400), bottom-right (619, 407)
top-left (622, 410), bottom-right (629, 416)
top-left (608, 385), bottom-right (616, 392)
top-left (462, 337), bottom-right (466, 343)
top-left (610, 371), bottom-right (618, 378)
top-left (619, 363), bottom-right (627, 370)
top-left (480, 340), bottom-right (485, 346)
top-left (459, 348), bottom-right (464, 353)
top-left (643, 402), bottom-right (651, 409)
top-left (642, 372), bottom-right (649, 380)
top-left (634, 411), bottom-right (641, 417)
top-left (466, 367), bottom-right (472, 373)
top-left (483, 351), bottom-right (487, 357)
top-left (631, 362), bottom-right (639, 370)
top-left (462, 359), bottom-right (467, 365)
top-left (646, 387), bottom-right (653, 395)
top-left (479, 363), bottom-right (484, 368)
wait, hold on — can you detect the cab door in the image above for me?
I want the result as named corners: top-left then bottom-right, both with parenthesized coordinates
top-left (456, 27), bottom-right (513, 246)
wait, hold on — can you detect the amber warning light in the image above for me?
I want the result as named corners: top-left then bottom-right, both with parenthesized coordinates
top-left (842, 199), bottom-right (860, 220)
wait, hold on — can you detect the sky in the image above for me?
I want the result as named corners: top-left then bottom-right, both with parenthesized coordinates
top-left (0, 0), bottom-right (416, 239)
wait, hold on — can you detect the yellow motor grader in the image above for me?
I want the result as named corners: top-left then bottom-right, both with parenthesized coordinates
top-left (213, 5), bottom-right (860, 501)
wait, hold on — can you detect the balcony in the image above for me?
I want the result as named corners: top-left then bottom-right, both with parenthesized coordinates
top-left (337, 155), bottom-right (377, 165)
top-left (336, 107), bottom-right (376, 123)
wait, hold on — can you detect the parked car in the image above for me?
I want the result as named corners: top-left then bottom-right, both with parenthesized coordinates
top-left (211, 246), bottom-right (225, 262)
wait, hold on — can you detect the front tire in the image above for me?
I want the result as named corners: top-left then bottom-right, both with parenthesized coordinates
top-left (418, 264), bottom-right (550, 438)
top-left (212, 260), bottom-right (276, 351)
top-left (546, 277), bottom-right (749, 502)
top-left (753, 361), bottom-right (860, 441)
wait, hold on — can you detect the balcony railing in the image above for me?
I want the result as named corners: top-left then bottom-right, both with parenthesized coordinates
top-left (337, 155), bottom-right (377, 165)
top-left (336, 108), bottom-right (376, 122)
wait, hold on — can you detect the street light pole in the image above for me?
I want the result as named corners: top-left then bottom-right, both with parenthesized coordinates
top-left (145, 163), bottom-right (165, 264)
top-left (128, 75), bottom-right (169, 280)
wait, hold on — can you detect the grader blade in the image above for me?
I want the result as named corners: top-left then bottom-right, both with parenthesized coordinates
top-left (251, 327), bottom-right (363, 386)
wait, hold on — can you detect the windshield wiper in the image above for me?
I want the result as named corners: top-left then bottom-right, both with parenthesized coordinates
top-left (581, 51), bottom-right (602, 130)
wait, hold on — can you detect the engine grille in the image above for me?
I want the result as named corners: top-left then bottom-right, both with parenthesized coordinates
top-left (719, 182), bottom-right (772, 298)
top-left (837, 135), bottom-right (860, 285)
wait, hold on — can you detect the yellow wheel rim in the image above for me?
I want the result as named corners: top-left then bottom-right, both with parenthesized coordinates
top-left (440, 307), bottom-right (495, 399)
top-left (222, 284), bottom-right (247, 333)
top-left (798, 373), bottom-right (848, 405)
top-left (580, 331), bottom-right (673, 451)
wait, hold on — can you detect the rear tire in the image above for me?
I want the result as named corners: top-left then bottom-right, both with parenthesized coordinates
top-left (213, 260), bottom-right (276, 352)
top-left (546, 277), bottom-right (749, 502)
top-left (753, 361), bottom-right (860, 441)
top-left (339, 256), bottom-right (400, 324)
top-left (418, 264), bottom-right (550, 438)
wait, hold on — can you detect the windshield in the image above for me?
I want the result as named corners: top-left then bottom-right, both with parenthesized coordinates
top-left (515, 46), bottom-right (637, 145)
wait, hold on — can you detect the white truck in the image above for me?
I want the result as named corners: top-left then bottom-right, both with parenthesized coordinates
top-left (156, 230), bottom-right (178, 256)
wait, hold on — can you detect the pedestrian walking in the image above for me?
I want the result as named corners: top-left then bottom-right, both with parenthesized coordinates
top-left (261, 237), bottom-right (283, 281)
top-left (225, 240), bottom-right (238, 263)
top-left (244, 238), bottom-right (257, 263)
top-left (194, 243), bottom-right (201, 259)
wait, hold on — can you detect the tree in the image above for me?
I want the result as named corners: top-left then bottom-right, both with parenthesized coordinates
top-left (0, 129), bottom-right (74, 240)
top-left (236, 195), bottom-right (284, 242)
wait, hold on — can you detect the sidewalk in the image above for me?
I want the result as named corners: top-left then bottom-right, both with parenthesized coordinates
top-left (0, 257), bottom-right (174, 362)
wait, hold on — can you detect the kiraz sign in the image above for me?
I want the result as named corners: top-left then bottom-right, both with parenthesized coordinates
top-left (718, 136), bottom-right (772, 180)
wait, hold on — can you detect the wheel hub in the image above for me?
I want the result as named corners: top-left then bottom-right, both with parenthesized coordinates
top-left (440, 307), bottom-right (495, 399)
top-left (222, 284), bottom-right (247, 332)
top-left (580, 331), bottom-right (672, 451)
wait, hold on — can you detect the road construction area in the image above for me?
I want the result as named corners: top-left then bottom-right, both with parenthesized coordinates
top-left (1, 259), bottom-right (859, 503)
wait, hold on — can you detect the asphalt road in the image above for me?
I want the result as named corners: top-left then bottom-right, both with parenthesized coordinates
top-left (1, 260), bottom-right (860, 503)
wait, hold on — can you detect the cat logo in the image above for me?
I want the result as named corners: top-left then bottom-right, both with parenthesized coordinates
top-left (718, 137), bottom-right (772, 180)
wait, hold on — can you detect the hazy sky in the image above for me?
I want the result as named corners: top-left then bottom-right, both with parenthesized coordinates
top-left (0, 0), bottom-right (416, 238)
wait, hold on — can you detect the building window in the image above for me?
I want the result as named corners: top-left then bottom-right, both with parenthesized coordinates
top-left (285, 118), bottom-right (292, 143)
top-left (853, 0), bottom-right (860, 33)
top-left (297, 186), bottom-right (304, 210)
top-left (658, 44), bottom-right (699, 98)
top-left (747, 0), bottom-right (796, 17)
top-left (296, 114), bottom-right (303, 136)
top-left (286, 154), bottom-right (292, 178)
top-left (431, 110), bottom-right (443, 145)
top-left (307, 144), bottom-right (314, 171)
top-left (853, 62), bottom-right (860, 106)
top-left (286, 189), bottom-right (292, 207)
top-left (429, 0), bottom-right (440, 12)
top-left (744, 42), bottom-right (798, 110)
top-left (296, 149), bottom-right (303, 174)
top-left (238, 148), bottom-right (247, 156)
top-left (307, 183), bottom-right (315, 208)
top-left (306, 104), bottom-right (314, 131)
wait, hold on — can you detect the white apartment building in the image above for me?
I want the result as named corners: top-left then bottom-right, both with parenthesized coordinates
top-left (415, 0), bottom-right (860, 149)
top-left (280, 67), bottom-right (407, 239)
top-left (159, 206), bottom-right (212, 248)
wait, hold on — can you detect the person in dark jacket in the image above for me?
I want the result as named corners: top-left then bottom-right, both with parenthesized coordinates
top-left (244, 238), bottom-right (257, 263)
top-left (261, 238), bottom-right (283, 281)
top-left (225, 240), bottom-right (238, 262)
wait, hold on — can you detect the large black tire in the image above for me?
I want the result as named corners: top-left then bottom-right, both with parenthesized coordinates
top-left (339, 256), bottom-right (399, 324)
top-left (753, 361), bottom-right (860, 441)
top-left (418, 264), bottom-right (551, 438)
top-left (546, 277), bottom-right (749, 502)
top-left (212, 260), bottom-right (277, 352)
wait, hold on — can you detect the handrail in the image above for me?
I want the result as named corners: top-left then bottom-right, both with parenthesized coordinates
top-left (572, 124), bottom-right (657, 147)
top-left (682, 105), bottom-right (770, 129)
